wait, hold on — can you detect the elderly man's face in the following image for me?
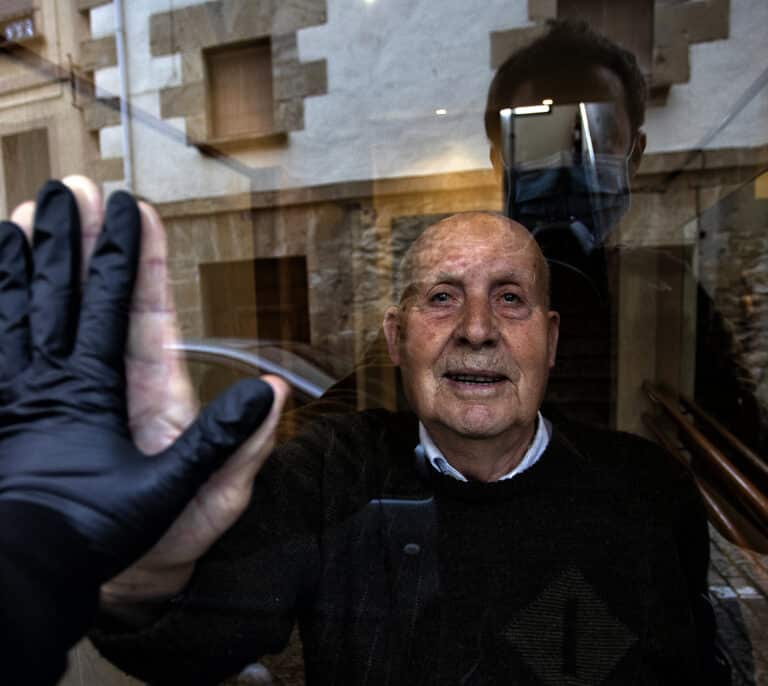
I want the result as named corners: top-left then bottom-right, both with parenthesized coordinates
top-left (383, 213), bottom-right (559, 442)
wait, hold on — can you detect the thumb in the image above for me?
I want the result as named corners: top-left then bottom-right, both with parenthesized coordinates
top-left (157, 377), bottom-right (276, 489)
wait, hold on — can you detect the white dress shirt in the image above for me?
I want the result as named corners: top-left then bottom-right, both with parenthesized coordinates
top-left (418, 413), bottom-right (552, 482)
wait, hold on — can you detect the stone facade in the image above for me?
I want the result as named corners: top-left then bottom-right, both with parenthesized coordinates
top-left (491, 0), bottom-right (731, 104)
top-left (163, 198), bottom-right (358, 364)
top-left (78, 0), bottom-right (328, 185)
top-left (151, 0), bottom-right (327, 143)
top-left (0, 1), bottom-right (97, 215)
top-left (698, 169), bottom-right (768, 448)
top-left (157, 170), bottom-right (501, 376)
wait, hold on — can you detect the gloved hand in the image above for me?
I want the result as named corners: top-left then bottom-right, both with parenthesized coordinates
top-left (0, 180), bottom-right (274, 583)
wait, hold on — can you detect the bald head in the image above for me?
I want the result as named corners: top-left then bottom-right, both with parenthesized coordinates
top-left (397, 212), bottom-right (551, 309)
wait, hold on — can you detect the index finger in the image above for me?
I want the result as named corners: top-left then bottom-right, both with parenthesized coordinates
top-left (12, 176), bottom-right (104, 283)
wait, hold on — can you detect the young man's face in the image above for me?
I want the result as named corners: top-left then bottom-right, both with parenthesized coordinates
top-left (491, 65), bottom-right (644, 175)
top-left (383, 213), bottom-right (559, 444)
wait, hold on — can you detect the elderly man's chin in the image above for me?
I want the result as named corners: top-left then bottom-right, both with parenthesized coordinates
top-left (426, 387), bottom-right (533, 440)
top-left (443, 404), bottom-right (527, 439)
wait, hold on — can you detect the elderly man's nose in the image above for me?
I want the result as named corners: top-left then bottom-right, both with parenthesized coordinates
top-left (456, 298), bottom-right (498, 346)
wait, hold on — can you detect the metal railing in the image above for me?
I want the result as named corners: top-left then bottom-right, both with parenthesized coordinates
top-left (643, 382), bottom-right (768, 554)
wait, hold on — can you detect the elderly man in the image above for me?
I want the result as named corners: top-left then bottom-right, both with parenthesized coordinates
top-left (94, 211), bottom-right (725, 684)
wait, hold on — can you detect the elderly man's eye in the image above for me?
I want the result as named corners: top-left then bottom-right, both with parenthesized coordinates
top-left (501, 292), bottom-right (522, 304)
top-left (430, 292), bottom-right (451, 304)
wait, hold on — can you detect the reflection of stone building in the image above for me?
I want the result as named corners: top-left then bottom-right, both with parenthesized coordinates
top-left (697, 170), bottom-right (768, 449)
top-left (1, 0), bottom-right (766, 447)
top-left (0, 1), bottom-right (95, 213)
top-left (159, 171), bottom-right (501, 368)
top-left (0, 1), bottom-right (764, 684)
top-left (619, 146), bottom-right (768, 449)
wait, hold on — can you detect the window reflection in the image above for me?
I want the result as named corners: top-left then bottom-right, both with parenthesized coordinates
top-left (0, 1), bottom-right (765, 684)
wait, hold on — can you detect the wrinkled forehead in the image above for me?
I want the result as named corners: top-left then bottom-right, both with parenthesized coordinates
top-left (408, 215), bottom-right (542, 286)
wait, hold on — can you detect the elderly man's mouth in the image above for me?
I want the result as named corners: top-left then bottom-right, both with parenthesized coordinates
top-left (444, 372), bottom-right (508, 385)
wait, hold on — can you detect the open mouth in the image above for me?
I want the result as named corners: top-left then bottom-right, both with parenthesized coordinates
top-left (444, 372), bottom-right (507, 385)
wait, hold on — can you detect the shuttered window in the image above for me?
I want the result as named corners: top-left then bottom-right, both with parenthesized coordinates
top-left (2, 128), bottom-right (51, 211)
top-left (206, 39), bottom-right (275, 140)
top-left (200, 256), bottom-right (310, 343)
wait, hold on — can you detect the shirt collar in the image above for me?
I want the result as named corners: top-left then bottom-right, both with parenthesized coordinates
top-left (418, 413), bottom-right (551, 482)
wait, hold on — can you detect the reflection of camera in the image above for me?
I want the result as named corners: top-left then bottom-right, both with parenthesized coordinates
top-left (500, 102), bottom-right (631, 255)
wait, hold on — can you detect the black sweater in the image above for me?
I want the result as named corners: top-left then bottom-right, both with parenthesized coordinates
top-left (93, 411), bottom-right (728, 684)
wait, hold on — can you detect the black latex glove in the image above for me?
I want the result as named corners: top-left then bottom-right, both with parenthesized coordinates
top-left (0, 181), bottom-right (274, 584)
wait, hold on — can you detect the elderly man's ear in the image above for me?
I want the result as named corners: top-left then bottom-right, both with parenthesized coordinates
top-left (547, 311), bottom-right (560, 369)
top-left (382, 307), bottom-right (402, 366)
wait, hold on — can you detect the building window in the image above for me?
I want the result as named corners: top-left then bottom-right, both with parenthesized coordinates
top-left (200, 255), bottom-right (310, 342)
top-left (205, 39), bottom-right (275, 140)
top-left (2, 128), bottom-right (51, 211)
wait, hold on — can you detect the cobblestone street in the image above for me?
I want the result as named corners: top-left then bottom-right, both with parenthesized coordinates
top-left (709, 528), bottom-right (768, 685)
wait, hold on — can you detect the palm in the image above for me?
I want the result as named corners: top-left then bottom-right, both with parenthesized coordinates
top-left (119, 202), bottom-right (278, 579)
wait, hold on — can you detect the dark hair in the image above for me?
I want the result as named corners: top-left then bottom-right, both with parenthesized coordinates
top-left (484, 20), bottom-right (647, 150)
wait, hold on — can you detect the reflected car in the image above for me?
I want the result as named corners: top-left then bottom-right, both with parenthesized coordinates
top-left (168, 338), bottom-right (345, 442)
top-left (170, 337), bottom-right (340, 400)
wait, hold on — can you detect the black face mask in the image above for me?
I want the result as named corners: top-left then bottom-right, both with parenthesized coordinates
top-left (505, 152), bottom-right (631, 255)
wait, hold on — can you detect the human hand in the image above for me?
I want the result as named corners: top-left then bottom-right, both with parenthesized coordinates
top-left (0, 180), bottom-right (281, 590)
top-left (9, 176), bottom-right (200, 458)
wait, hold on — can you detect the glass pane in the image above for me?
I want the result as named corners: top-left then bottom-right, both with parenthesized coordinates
top-left (0, 2), bottom-right (765, 684)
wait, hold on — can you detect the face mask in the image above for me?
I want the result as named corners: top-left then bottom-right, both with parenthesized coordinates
top-left (498, 102), bottom-right (634, 255)
top-left (504, 151), bottom-right (631, 255)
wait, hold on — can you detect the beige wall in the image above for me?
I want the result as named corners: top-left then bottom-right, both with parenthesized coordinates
top-left (0, 0), bottom-right (96, 215)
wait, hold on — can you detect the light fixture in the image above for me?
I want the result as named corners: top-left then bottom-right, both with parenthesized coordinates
top-left (542, 98), bottom-right (553, 105)
top-left (435, 108), bottom-right (447, 116)
top-left (512, 104), bottom-right (551, 115)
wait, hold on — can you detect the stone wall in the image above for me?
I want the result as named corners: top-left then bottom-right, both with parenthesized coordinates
top-left (158, 170), bottom-right (501, 372)
top-left (80, 0), bottom-right (767, 202)
top-left (698, 172), bottom-right (768, 449)
top-left (150, 0), bottom-right (328, 142)
top-left (164, 197), bottom-right (359, 366)
top-left (0, 0), bottom-right (96, 215)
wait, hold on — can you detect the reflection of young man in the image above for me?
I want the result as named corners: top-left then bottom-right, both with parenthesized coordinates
top-left (484, 20), bottom-right (648, 428)
top-left (486, 21), bottom-right (763, 449)
top-left (486, 22), bottom-right (646, 176)
top-left (95, 212), bottom-right (729, 684)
